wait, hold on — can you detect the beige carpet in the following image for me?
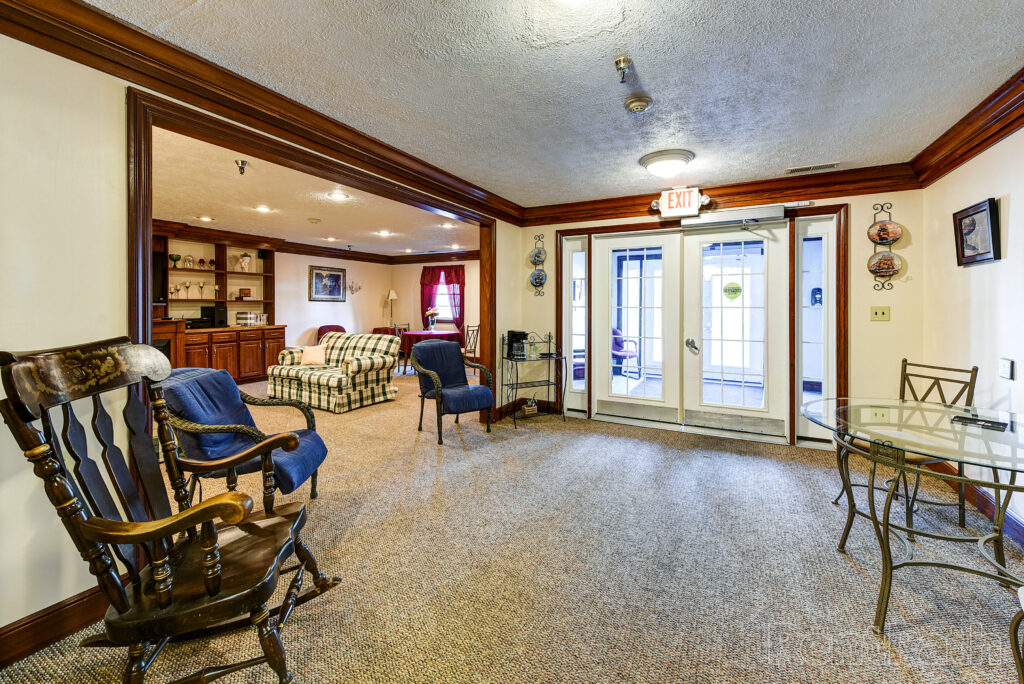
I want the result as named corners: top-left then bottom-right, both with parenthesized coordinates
top-left (3, 373), bottom-right (1022, 683)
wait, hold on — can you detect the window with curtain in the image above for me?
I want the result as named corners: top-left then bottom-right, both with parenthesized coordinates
top-left (420, 265), bottom-right (465, 337)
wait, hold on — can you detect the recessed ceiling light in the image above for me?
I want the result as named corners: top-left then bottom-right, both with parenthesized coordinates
top-left (405, 249), bottom-right (413, 253)
top-left (255, 205), bottom-right (272, 213)
top-left (308, 217), bottom-right (322, 224)
top-left (324, 237), bottom-right (337, 242)
top-left (197, 216), bottom-right (214, 222)
top-left (327, 190), bottom-right (350, 201)
top-left (639, 149), bottom-right (695, 178)
top-left (377, 230), bottom-right (391, 237)
top-left (441, 222), bottom-right (455, 228)
top-left (451, 243), bottom-right (459, 249)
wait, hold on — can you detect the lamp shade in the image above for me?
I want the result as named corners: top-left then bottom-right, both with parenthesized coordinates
top-left (386, 289), bottom-right (399, 301)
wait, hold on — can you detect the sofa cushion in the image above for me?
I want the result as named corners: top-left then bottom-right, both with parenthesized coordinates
top-left (162, 369), bottom-right (258, 461)
top-left (300, 344), bottom-right (327, 365)
top-left (267, 364), bottom-right (350, 389)
top-left (413, 339), bottom-right (468, 396)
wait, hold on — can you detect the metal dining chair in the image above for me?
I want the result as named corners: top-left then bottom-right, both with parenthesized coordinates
top-left (393, 323), bottom-right (411, 374)
top-left (462, 324), bottom-right (480, 374)
top-left (834, 358), bottom-right (978, 551)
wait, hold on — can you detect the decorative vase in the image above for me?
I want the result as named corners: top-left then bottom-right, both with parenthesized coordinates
top-left (238, 253), bottom-right (251, 272)
top-left (428, 316), bottom-right (436, 331)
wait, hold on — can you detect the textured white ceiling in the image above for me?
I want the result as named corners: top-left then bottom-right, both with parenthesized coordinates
top-left (94, 0), bottom-right (1024, 206)
top-left (152, 127), bottom-right (478, 253)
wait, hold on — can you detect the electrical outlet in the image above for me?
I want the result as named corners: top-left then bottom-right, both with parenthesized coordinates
top-left (1000, 357), bottom-right (1016, 380)
top-left (870, 306), bottom-right (890, 322)
top-left (869, 407), bottom-right (891, 423)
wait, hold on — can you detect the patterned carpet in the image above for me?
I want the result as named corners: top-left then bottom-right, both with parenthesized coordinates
top-left (3, 372), bottom-right (1022, 683)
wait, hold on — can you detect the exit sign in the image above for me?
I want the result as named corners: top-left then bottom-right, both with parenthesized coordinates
top-left (659, 187), bottom-right (701, 218)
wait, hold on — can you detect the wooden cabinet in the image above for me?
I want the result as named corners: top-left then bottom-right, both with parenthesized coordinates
top-left (238, 339), bottom-right (264, 379)
top-left (170, 325), bottom-right (285, 382)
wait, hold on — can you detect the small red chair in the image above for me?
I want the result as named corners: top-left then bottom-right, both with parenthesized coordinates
top-left (317, 325), bottom-right (346, 342)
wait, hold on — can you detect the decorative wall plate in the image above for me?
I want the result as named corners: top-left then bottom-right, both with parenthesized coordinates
top-left (529, 247), bottom-right (547, 265)
top-left (867, 220), bottom-right (904, 245)
top-left (529, 269), bottom-right (547, 288)
top-left (867, 251), bottom-right (902, 278)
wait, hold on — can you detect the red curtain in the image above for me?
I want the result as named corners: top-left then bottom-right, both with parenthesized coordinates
top-left (419, 265), bottom-right (466, 344)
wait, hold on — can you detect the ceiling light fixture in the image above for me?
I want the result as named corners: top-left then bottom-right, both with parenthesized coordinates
top-left (639, 149), bottom-right (695, 178)
top-left (441, 222), bottom-right (455, 228)
top-left (308, 217), bottom-right (322, 224)
top-left (255, 205), bottom-right (272, 213)
top-left (377, 230), bottom-right (391, 237)
top-left (624, 94), bottom-right (652, 113)
top-left (324, 237), bottom-right (337, 242)
top-left (405, 249), bottom-right (413, 253)
top-left (327, 189), bottom-right (350, 201)
top-left (197, 216), bottom-right (214, 222)
top-left (451, 243), bottom-right (459, 249)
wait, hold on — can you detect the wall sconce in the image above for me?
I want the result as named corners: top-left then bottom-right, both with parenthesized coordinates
top-left (348, 280), bottom-right (362, 295)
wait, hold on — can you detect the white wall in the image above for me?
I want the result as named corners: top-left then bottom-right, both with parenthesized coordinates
top-left (275, 253), bottom-right (394, 346)
top-left (389, 260), bottom-right (480, 333)
top-left (0, 35), bottom-right (130, 625)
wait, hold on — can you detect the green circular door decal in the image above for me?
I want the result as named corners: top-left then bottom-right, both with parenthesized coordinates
top-left (723, 282), bottom-right (743, 299)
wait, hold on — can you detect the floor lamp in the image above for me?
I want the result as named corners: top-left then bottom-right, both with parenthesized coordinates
top-left (387, 289), bottom-right (398, 327)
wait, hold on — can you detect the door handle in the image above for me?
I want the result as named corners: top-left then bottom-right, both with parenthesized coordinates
top-left (685, 338), bottom-right (700, 354)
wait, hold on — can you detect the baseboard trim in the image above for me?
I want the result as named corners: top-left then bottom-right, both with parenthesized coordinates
top-left (927, 461), bottom-right (1024, 548)
top-left (0, 582), bottom-right (109, 666)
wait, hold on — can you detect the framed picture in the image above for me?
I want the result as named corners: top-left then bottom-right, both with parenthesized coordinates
top-left (308, 265), bottom-right (346, 302)
top-left (238, 287), bottom-right (252, 298)
top-left (953, 198), bottom-right (1000, 266)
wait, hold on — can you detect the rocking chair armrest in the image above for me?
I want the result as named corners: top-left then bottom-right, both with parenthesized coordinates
top-left (463, 360), bottom-right (493, 390)
top-left (239, 391), bottom-right (316, 431)
top-left (175, 432), bottom-right (300, 474)
top-left (80, 492), bottom-right (254, 544)
top-left (410, 356), bottom-right (442, 395)
top-left (168, 414), bottom-right (268, 443)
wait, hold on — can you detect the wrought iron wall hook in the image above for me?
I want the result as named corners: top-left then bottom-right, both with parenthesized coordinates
top-left (867, 202), bottom-right (904, 289)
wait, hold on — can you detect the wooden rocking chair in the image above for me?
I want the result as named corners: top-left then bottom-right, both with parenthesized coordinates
top-left (0, 337), bottom-right (340, 683)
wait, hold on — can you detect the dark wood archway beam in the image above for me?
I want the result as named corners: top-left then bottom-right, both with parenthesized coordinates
top-left (3, 0), bottom-right (1024, 230)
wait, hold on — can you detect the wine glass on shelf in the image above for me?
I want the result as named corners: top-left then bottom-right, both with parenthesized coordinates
top-left (169, 285), bottom-right (178, 300)
top-left (182, 281), bottom-right (191, 299)
top-left (197, 281), bottom-right (205, 298)
top-left (213, 285), bottom-right (221, 301)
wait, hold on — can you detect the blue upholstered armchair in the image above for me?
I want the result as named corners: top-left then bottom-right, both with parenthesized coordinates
top-left (410, 339), bottom-right (493, 445)
top-left (163, 368), bottom-right (327, 513)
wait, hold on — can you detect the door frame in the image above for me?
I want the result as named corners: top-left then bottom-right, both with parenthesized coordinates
top-left (554, 205), bottom-right (848, 440)
top-left (126, 89), bottom-right (498, 407)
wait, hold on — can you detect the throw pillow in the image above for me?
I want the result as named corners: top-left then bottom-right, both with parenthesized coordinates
top-left (301, 344), bottom-right (327, 365)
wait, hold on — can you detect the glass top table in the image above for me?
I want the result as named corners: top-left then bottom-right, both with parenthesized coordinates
top-left (803, 397), bottom-right (1023, 473)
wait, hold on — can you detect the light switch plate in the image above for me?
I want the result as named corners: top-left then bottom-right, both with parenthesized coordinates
top-left (870, 306), bottom-right (890, 322)
top-left (1000, 357), bottom-right (1015, 380)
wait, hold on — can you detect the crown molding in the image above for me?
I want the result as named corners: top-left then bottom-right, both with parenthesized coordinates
top-left (0, 0), bottom-right (522, 225)
top-left (911, 64), bottom-right (1024, 186)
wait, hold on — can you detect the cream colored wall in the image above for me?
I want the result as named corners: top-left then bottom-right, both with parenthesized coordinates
top-left (513, 192), bottom-right (927, 401)
top-left (275, 253), bottom-right (394, 346)
top-left (389, 260), bottom-right (480, 333)
top-left (0, 35), bottom-right (130, 624)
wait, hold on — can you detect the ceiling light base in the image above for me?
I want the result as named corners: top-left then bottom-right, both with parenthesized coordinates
top-left (624, 94), bottom-right (652, 113)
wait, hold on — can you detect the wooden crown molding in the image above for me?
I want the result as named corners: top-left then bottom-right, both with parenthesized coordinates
top-left (0, 0), bottom-right (521, 225)
top-left (154, 219), bottom-right (479, 266)
top-left (912, 64), bottom-right (1024, 186)
top-left (4, 0), bottom-right (1024, 231)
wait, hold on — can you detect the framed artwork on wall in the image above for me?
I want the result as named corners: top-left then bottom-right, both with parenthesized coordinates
top-left (309, 265), bottom-right (347, 302)
top-left (953, 198), bottom-right (1000, 266)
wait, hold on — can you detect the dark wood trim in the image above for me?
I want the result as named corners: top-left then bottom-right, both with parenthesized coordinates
top-left (275, 242), bottom-right (392, 265)
top-left (788, 217), bottom-right (797, 446)
top-left (127, 89), bottom-right (152, 344)
top-left (0, 579), bottom-right (114, 667)
top-left (522, 165), bottom-right (921, 226)
top-left (912, 65), bottom-right (1024, 186)
top-left (478, 219), bottom-right (497, 424)
top-left (389, 251), bottom-right (480, 265)
top-left (0, 1), bottom-right (520, 224)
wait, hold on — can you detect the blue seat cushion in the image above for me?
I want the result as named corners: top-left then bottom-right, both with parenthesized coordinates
top-left (208, 428), bottom-right (327, 495)
top-left (412, 339), bottom-right (468, 396)
top-left (163, 369), bottom-right (258, 460)
top-left (429, 384), bottom-right (494, 414)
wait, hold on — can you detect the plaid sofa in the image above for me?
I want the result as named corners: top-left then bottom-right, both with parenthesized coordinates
top-left (267, 332), bottom-right (400, 413)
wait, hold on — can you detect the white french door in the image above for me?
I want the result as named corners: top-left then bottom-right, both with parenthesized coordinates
top-left (561, 236), bottom-right (588, 413)
top-left (795, 216), bottom-right (837, 440)
top-left (592, 231), bottom-right (681, 423)
top-left (682, 221), bottom-right (790, 437)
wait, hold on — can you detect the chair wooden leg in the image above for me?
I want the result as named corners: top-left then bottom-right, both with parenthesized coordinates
top-left (436, 400), bottom-right (444, 445)
top-left (309, 469), bottom-right (319, 500)
top-left (293, 535), bottom-right (340, 593)
top-left (251, 605), bottom-right (293, 684)
top-left (123, 642), bottom-right (149, 684)
top-left (418, 397), bottom-right (425, 431)
top-left (455, 413), bottom-right (459, 424)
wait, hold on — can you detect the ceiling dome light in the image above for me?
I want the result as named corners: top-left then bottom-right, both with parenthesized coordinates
top-left (327, 190), bottom-right (349, 201)
top-left (377, 230), bottom-right (391, 237)
top-left (197, 216), bottom-right (214, 222)
top-left (451, 243), bottom-right (459, 249)
top-left (405, 249), bottom-right (413, 253)
top-left (639, 149), bottom-right (695, 178)
top-left (255, 205), bottom-right (272, 213)
top-left (441, 222), bottom-right (455, 228)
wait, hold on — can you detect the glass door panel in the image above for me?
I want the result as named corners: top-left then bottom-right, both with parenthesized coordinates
top-left (562, 237), bottom-right (588, 413)
top-left (796, 217), bottom-right (836, 440)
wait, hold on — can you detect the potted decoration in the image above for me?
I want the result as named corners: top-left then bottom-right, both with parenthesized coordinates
top-left (425, 306), bottom-right (439, 331)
